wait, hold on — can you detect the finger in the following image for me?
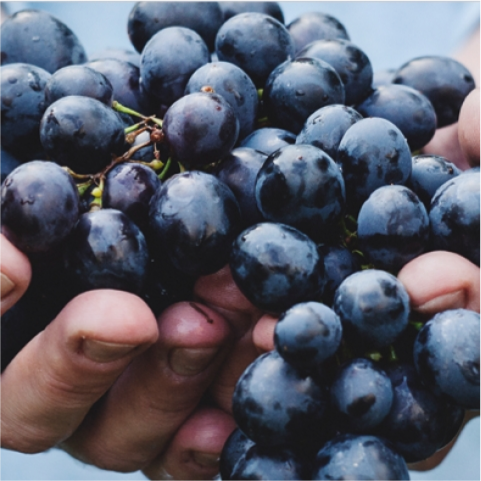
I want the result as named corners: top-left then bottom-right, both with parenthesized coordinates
top-left (62, 301), bottom-right (232, 472)
top-left (0, 234), bottom-right (32, 315)
top-left (143, 407), bottom-right (236, 480)
top-left (1, 290), bottom-right (158, 453)
top-left (422, 123), bottom-right (470, 170)
top-left (458, 89), bottom-right (480, 167)
top-left (194, 265), bottom-right (263, 338)
top-left (252, 314), bottom-right (277, 354)
top-left (397, 251), bottom-right (480, 316)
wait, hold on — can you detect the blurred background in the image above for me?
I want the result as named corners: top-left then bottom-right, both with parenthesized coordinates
top-left (1, 2), bottom-right (479, 480)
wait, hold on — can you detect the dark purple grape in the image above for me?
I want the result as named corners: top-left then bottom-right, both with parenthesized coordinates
top-left (312, 434), bottom-right (409, 480)
top-left (380, 363), bottom-right (465, 463)
top-left (287, 12), bottom-right (350, 54)
top-left (1, 161), bottom-right (80, 253)
top-left (319, 244), bottom-right (361, 306)
top-left (296, 104), bottom-right (362, 161)
top-left (393, 55), bottom-right (475, 127)
top-left (215, 13), bottom-right (295, 87)
top-left (220, 428), bottom-right (255, 480)
top-left (140, 27), bottom-right (210, 107)
top-left (255, 144), bottom-right (345, 242)
top-left (0, 9), bottom-right (87, 73)
top-left (330, 358), bottom-right (393, 432)
top-left (263, 57), bottom-right (345, 134)
top-left (102, 162), bottom-right (160, 232)
top-left (148, 171), bottom-right (241, 277)
top-left (230, 444), bottom-right (306, 480)
top-left (229, 222), bottom-right (325, 313)
top-left (240, 127), bottom-right (296, 156)
top-left (413, 309), bottom-right (480, 410)
top-left (86, 58), bottom-right (155, 115)
top-left (162, 92), bottom-right (239, 168)
top-left (44, 65), bottom-right (113, 107)
top-left (128, 1), bottom-right (223, 53)
top-left (64, 208), bottom-right (149, 295)
top-left (297, 38), bottom-right (373, 105)
top-left (39, 95), bottom-right (126, 175)
top-left (337, 117), bottom-right (412, 212)
top-left (1, 63), bottom-right (51, 161)
top-left (185, 61), bottom-right (258, 140)
top-left (333, 269), bottom-right (410, 350)
top-left (214, 147), bottom-right (267, 228)
top-left (274, 301), bottom-right (342, 371)
top-left (357, 185), bottom-right (430, 272)
top-left (429, 171), bottom-right (480, 265)
top-left (408, 154), bottom-right (462, 208)
top-left (232, 350), bottom-right (329, 448)
top-left (356, 84), bottom-right (437, 151)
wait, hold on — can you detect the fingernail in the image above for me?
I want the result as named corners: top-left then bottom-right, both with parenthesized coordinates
top-left (1, 273), bottom-right (15, 299)
top-left (83, 339), bottom-right (137, 363)
top-left (169, 347), bottom-right (219, 376)
top-left (193, 451), bottom-right (220, 468)
top-left (416, 290), bottom-right (466, 315)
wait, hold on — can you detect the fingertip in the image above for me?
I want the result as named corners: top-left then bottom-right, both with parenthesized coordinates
top-left (1, 234), bottom-right (32, 315)
top-left (252, 314), bottom-right (277, 354)
top-left (398, 251), bottom-right (480, 316)
top-left (458, 88), bottom-right (480, 167)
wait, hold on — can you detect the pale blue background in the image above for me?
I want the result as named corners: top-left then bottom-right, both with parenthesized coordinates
top-left (1, 2), bottom-right (480, 480)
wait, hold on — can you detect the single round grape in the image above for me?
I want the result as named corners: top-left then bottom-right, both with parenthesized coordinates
top-left (429, 172), bottom-right (480, 265)
top-left (1, 9), bottom-right (86, 73)
top-left (255, 144), bottom-right (345, 242)
top-left (393, 55), bottom-right (475, 127)
top-left (287, 12), bottom-right (350, 54)
top-left (148, 171), bottom-right (241, 277)
top-left (330, 358), bottom-right (393, 432)
top-left (220, 2), bottom-right (284, 23)
top-left (409, 154), bottom-right (462, 208)
top-left (357, 185), bottom-right (430, 272)
top-left (89, 48), bottom-right (141, 67)
top-left (414, 309), bottom-right (480, 409)
top-left (337, 117), bottom-right (412, 212)
top-left (232, 350), bottom-right (329, 448)
top-left (274, 301), bottom-right (342, 371)
top-left (39, 95), bottom-right (126, 175)
top-left (44, 65), bottom-right (113, 107)
top-left (184, 61), bottom-right (258, 140)
top-left (263, 57), bottom-right (345, 134)
top-left (1, 161), bottom-right (80, 253)
top-left (162, 92), bottom-right (239, 168)
top-left (229, 222), bottom-right (325, 313)
top-left (64, 208), bottom-right (149, 295)
top-left (140, 26), bottom-right (210, 107)
top-left (297, 38), bottom-right (373, 105)
top-left (1, 63), bottom-right (51, 161)
top-left (356, 84), bottom-right (437, 151)
top-left (102, 162), bottom-right (160, 232)
top-left (333, 269), bottom-right (410, 350)
top-left (215, 12), bottom-right (295, 87)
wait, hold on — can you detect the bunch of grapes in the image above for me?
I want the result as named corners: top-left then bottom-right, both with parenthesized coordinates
top-left (1, 3), bottom-right (479, 480)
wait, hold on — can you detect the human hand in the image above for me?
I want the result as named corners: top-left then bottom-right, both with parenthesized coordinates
top-left (0, 234), bottom-right (256, 480)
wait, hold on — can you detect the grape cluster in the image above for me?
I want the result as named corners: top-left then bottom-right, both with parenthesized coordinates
top-left (1, 3), bottom-right (479, 480)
